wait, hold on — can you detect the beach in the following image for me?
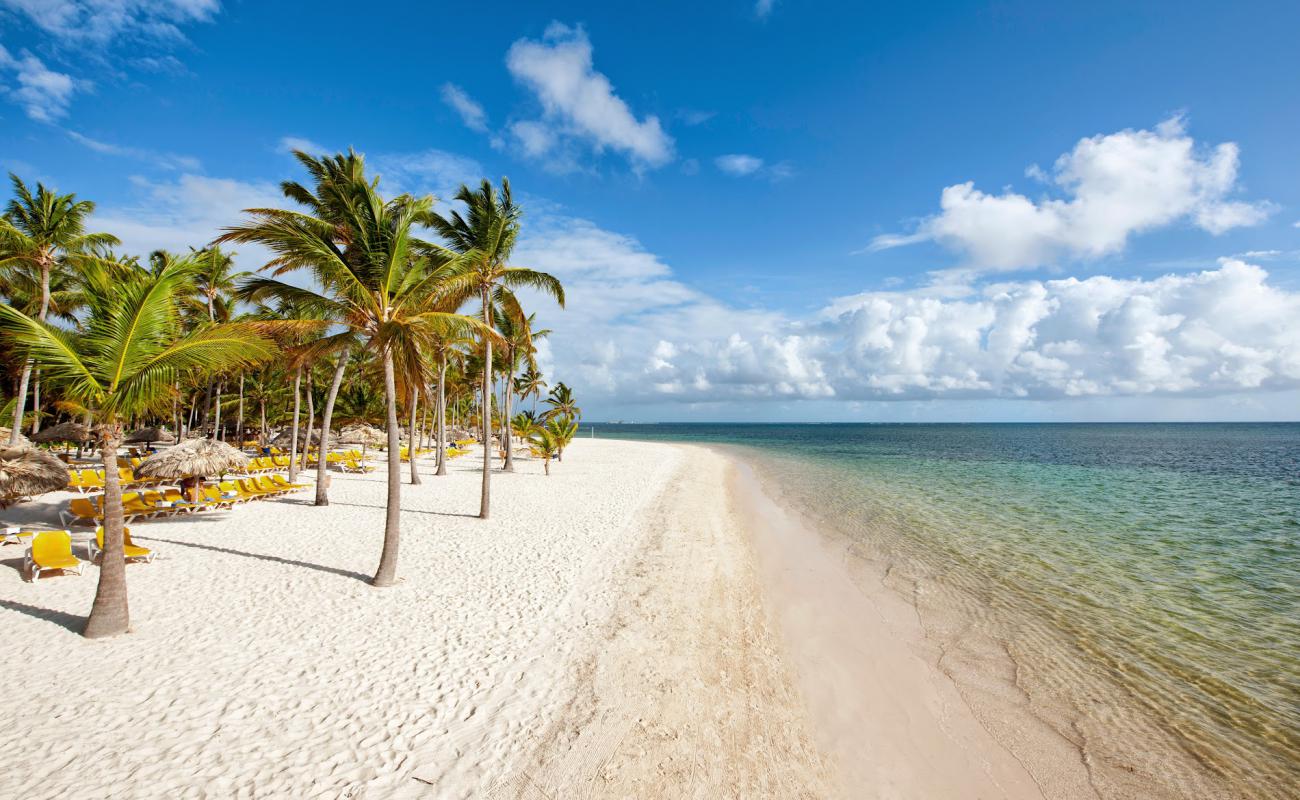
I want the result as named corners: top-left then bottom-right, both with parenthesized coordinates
top-left (0, 438), bottom-right (1070, 798)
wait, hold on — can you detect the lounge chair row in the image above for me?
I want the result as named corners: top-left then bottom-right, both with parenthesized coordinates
top-left (18, 528), bottom-right (155, 582)
top-left (60, 475), bottom-right (308, 525)
top-left (67, 466), bottom-right (170, 494)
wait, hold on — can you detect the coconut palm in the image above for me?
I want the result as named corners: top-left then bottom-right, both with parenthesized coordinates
top-left (429, 179), bottom-right (565, 519)
top-left (0, 256), bottom-right (272, 638)
top-left (543, 382), bottom-right (581, 424)
top-left (1, 174), bottom-right (119, 442)
top-left (515, 368), bottom-right (546, 416)
top-left (496, 310), bottom-right (550, 472)
top-left (527, 425), bottom-right (560, 476)
top-left (546, 413), bottom-right (579, 463)
top-left (220, 149), bottom-right (486, 585)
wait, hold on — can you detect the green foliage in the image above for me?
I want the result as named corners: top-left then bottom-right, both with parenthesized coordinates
top-left (0, 256), bottom-right (275, 423)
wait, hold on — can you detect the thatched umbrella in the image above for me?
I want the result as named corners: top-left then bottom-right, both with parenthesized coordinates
top-left (137, 438), bottom-right (249, 502)
top-left (338, 424), bottom-right (385, 456)
top-left (0, 444), bottom-right (70, 508)
top-left (32, 421), bottom-right (91, 447)
top-left (271, 428), bottom-right (336, 447)
top-left (0, 427), bottom-right (30, 447)
top-left (125, 426), bottom-right (175, 449)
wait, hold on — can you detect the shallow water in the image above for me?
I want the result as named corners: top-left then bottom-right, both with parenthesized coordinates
top-left (599, 423), bottom-right (1300, 798)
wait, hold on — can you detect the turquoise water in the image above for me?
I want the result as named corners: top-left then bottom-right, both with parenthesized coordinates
top-left (599, 423), bottom-right (1300, 798)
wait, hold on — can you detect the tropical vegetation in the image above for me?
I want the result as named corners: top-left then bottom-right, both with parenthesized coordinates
top-left (0, 156), bottom-right (579, 638)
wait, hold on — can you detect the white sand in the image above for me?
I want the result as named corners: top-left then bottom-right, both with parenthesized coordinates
top-left (1, 439), bottom-right (1050, 798)
top-left (0, 440), bottom-right (684, 798)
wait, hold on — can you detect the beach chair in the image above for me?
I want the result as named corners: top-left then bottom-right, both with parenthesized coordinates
top-left (24, 530), bottom-right (85, 581)
top-left (120, 491), bottom-right (158, 523)
top-left (89, 526), bottom-right (155, 563)
top-left (2, 528), bottom-right (35, 547)
top-left (162, 487), bottom-right (209, 513)
top-left (202, 485), bottom-right (236, 510)
top-left (60, 496), bottom-right (103, 527)
top-left (217, 480), bottom-right (252, 503)
top-left (270, 474), bottom-right (309, 491)
top-left (79, 470), bottom-right (105, 492)
top-left (236, 478), bottom-right (274, 500)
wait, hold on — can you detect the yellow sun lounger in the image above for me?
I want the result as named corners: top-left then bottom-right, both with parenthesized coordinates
top-left (24, 530), bottom-right (85, 581)
top-left (90, 526), bottom-right (155, 563)
top-left (60, 496), bottom-right (103, 527)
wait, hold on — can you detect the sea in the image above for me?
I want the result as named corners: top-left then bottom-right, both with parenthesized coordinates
top-left (596, 422), bottom-right (1299, 799)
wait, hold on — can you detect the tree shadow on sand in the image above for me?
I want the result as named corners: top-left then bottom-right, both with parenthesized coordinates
top-left (325, 501), bottom-right (478, 519)
top-left (135, 536), bottom-right (370, 582)
top-left (0, 596), bottom-right (84, 634)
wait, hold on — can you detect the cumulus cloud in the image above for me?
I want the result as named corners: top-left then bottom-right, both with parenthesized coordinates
top-left (0, 45), bottom-right (82, 121)
top-left (514, 215), bottom-right (1300, 407)
top-left (440, 83), bottom-right (488, 132)
top-left (0, 0), bottom-right (219, 45)
top-left (869, 118), bottom-right (1272, 272)
top-left (92, 173), bottom-right (284, 269)
top-left (505, 22), bottom-right (674, 171)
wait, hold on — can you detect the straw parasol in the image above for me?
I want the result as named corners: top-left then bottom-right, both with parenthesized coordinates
top-left (271, 428), bottom-right (336, 447)
top-left (125, 426), bottom-right (175, 447)
top-left (0, 427), bottom-right (30, 447)
top-left (32, 421), bottom-right (91, 446)
top-left (137, 438), bottom-right (249, 501)
top-left (0, 444), bottom-right (70, 508)
top-left (338, 424), bottom-right (386, 455)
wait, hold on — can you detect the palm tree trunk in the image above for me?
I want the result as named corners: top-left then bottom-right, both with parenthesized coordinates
top-left (315, 346), bottom-right (349, 506)
top-left (9, 364), bottom-right (32, 444)
top-left (288, 365), bottom-right (301, 482)
top-left (479, 289), bottom-right (492, 520)
top-left (302, 370), bottom-right (315, 472)
top-left (29, 369), bottom-right (41, 435)
top-left (259, 398), bottom-right (267, 446)
top-left (84, 424), bottom-right (129, 639)
top-left (172, 381), bottom-right (181, 442)
top-left (214, 380), bottom-right (223, 441)
top-left (436, 354), bottom-right (448, 477)
top-left (236, 373), bottom-right (245, 447)
top-left (408, 382), bottom-right (421, 485)
top-left (373, 348), bottom-right (402, 587)
top-left (503, 363), bottom-right (516, 472)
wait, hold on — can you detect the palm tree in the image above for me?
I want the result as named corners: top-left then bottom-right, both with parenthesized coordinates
top-left (429, 179), bottom-right (565, 519)
top-left (543, 382), bottom-right (581, 448)
top-left (220, 149), bottom-right (485, 585)
top-left (546, 413), bottom-right (579, 463)
top-left (528, 425), bottom-right (560, 475)
top-left (515, 368), bottom-right (547, 416)
top-left (496, 311), bottom-right (550, 472)
top-left (0, 256), bottom-right (272, 637)
top-left (0, 174), bottom-right (119, 443)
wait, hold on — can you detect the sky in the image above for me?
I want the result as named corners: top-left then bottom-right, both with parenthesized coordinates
top-left (1, 0), bottom-right (1298, 422)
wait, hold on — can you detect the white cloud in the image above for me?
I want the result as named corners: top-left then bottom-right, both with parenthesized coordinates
top-left (755, 0), bottom-right (777, 19)
top-left (92, 173), bottom-right (284, 270)
top-left (715, 154), bottom-right (763, 176)
top-left (869, 118), bottom-right (1272, 272)
top-left (277, 136), bottom-right (328, 155)
top-left (67, 129), bottom-right (201, 170)
top-left (0, 45), bottom-right (82, 121)
top-left (440, 83), bottom-right (488, 132)
top-left (714, 153), bottom-right (794, 181)
top-left (505, 22), bottom-right (674, 171)
top-left (512, 215), bottom-right (1300, 408)
top-left (372, 149), bottom-right (483, 199)
top-left (0, 0), bottom-right (219, 44)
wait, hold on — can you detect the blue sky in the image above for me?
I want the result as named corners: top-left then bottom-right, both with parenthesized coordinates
top-left (2, 0), bottom-right (1298, 421)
